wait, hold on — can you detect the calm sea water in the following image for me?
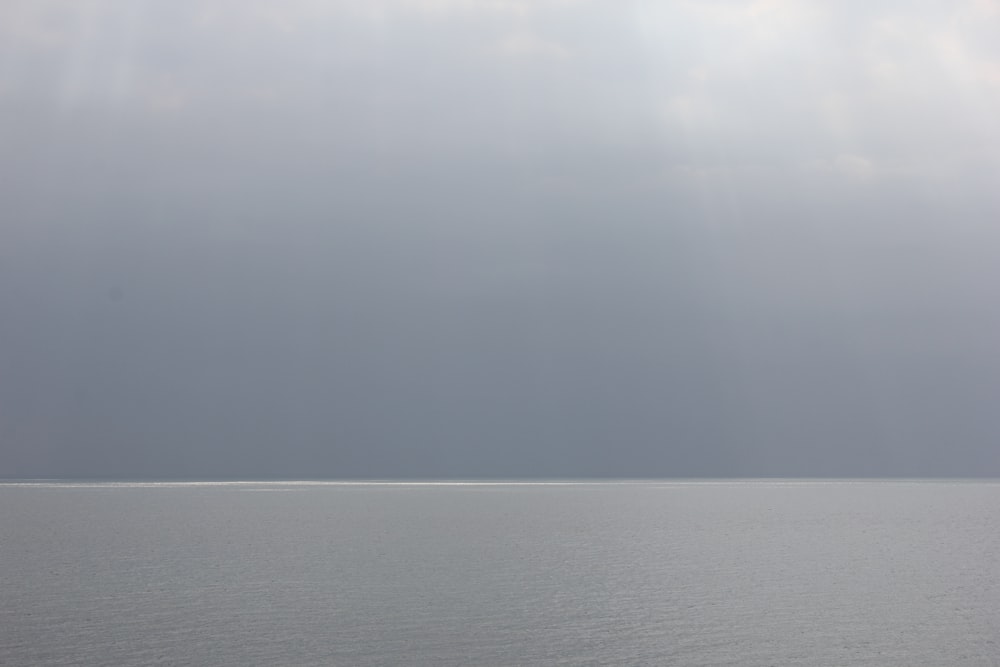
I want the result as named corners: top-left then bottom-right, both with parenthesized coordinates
top-left (1, 480), bottom-right (998, 666)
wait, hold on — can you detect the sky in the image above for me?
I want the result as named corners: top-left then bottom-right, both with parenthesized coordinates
top-left (2, 0), bottom-right (999, 479)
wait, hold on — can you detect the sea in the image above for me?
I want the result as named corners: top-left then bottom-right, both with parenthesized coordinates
top-left (1, 480), bottom-right (998, 666)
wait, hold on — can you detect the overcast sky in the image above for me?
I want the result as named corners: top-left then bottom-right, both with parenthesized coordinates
top-left (2, 0), bottom-right (999, 479)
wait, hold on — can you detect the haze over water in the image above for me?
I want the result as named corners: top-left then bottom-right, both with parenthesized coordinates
top-left (3, 480), bottom-right (999, 666)
top-left (5, 4), bottom-right (999, 663)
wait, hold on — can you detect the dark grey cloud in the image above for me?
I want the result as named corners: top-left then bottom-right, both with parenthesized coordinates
top-left (2, 0), bottom-right (999, 478)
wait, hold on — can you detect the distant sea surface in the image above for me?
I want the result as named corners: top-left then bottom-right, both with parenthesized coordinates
top-left (2, 480), bottom-right (999, 666)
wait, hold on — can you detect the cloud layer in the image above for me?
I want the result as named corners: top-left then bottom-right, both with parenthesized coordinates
top-left (2, 0), bottom-right (999, 478)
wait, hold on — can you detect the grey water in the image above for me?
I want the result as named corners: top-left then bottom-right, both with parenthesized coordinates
top-left (2, 480), bottom-right (998, 666)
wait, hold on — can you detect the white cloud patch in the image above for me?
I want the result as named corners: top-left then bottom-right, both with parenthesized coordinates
top-left (831, 153), bottom-right (876, 182)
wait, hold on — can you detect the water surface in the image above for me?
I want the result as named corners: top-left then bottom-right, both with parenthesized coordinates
top-left (2, 480), bottom-right (998, 665)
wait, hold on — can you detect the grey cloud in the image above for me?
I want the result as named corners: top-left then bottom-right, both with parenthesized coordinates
top-left (2, 0), bottom-right (999, 479)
